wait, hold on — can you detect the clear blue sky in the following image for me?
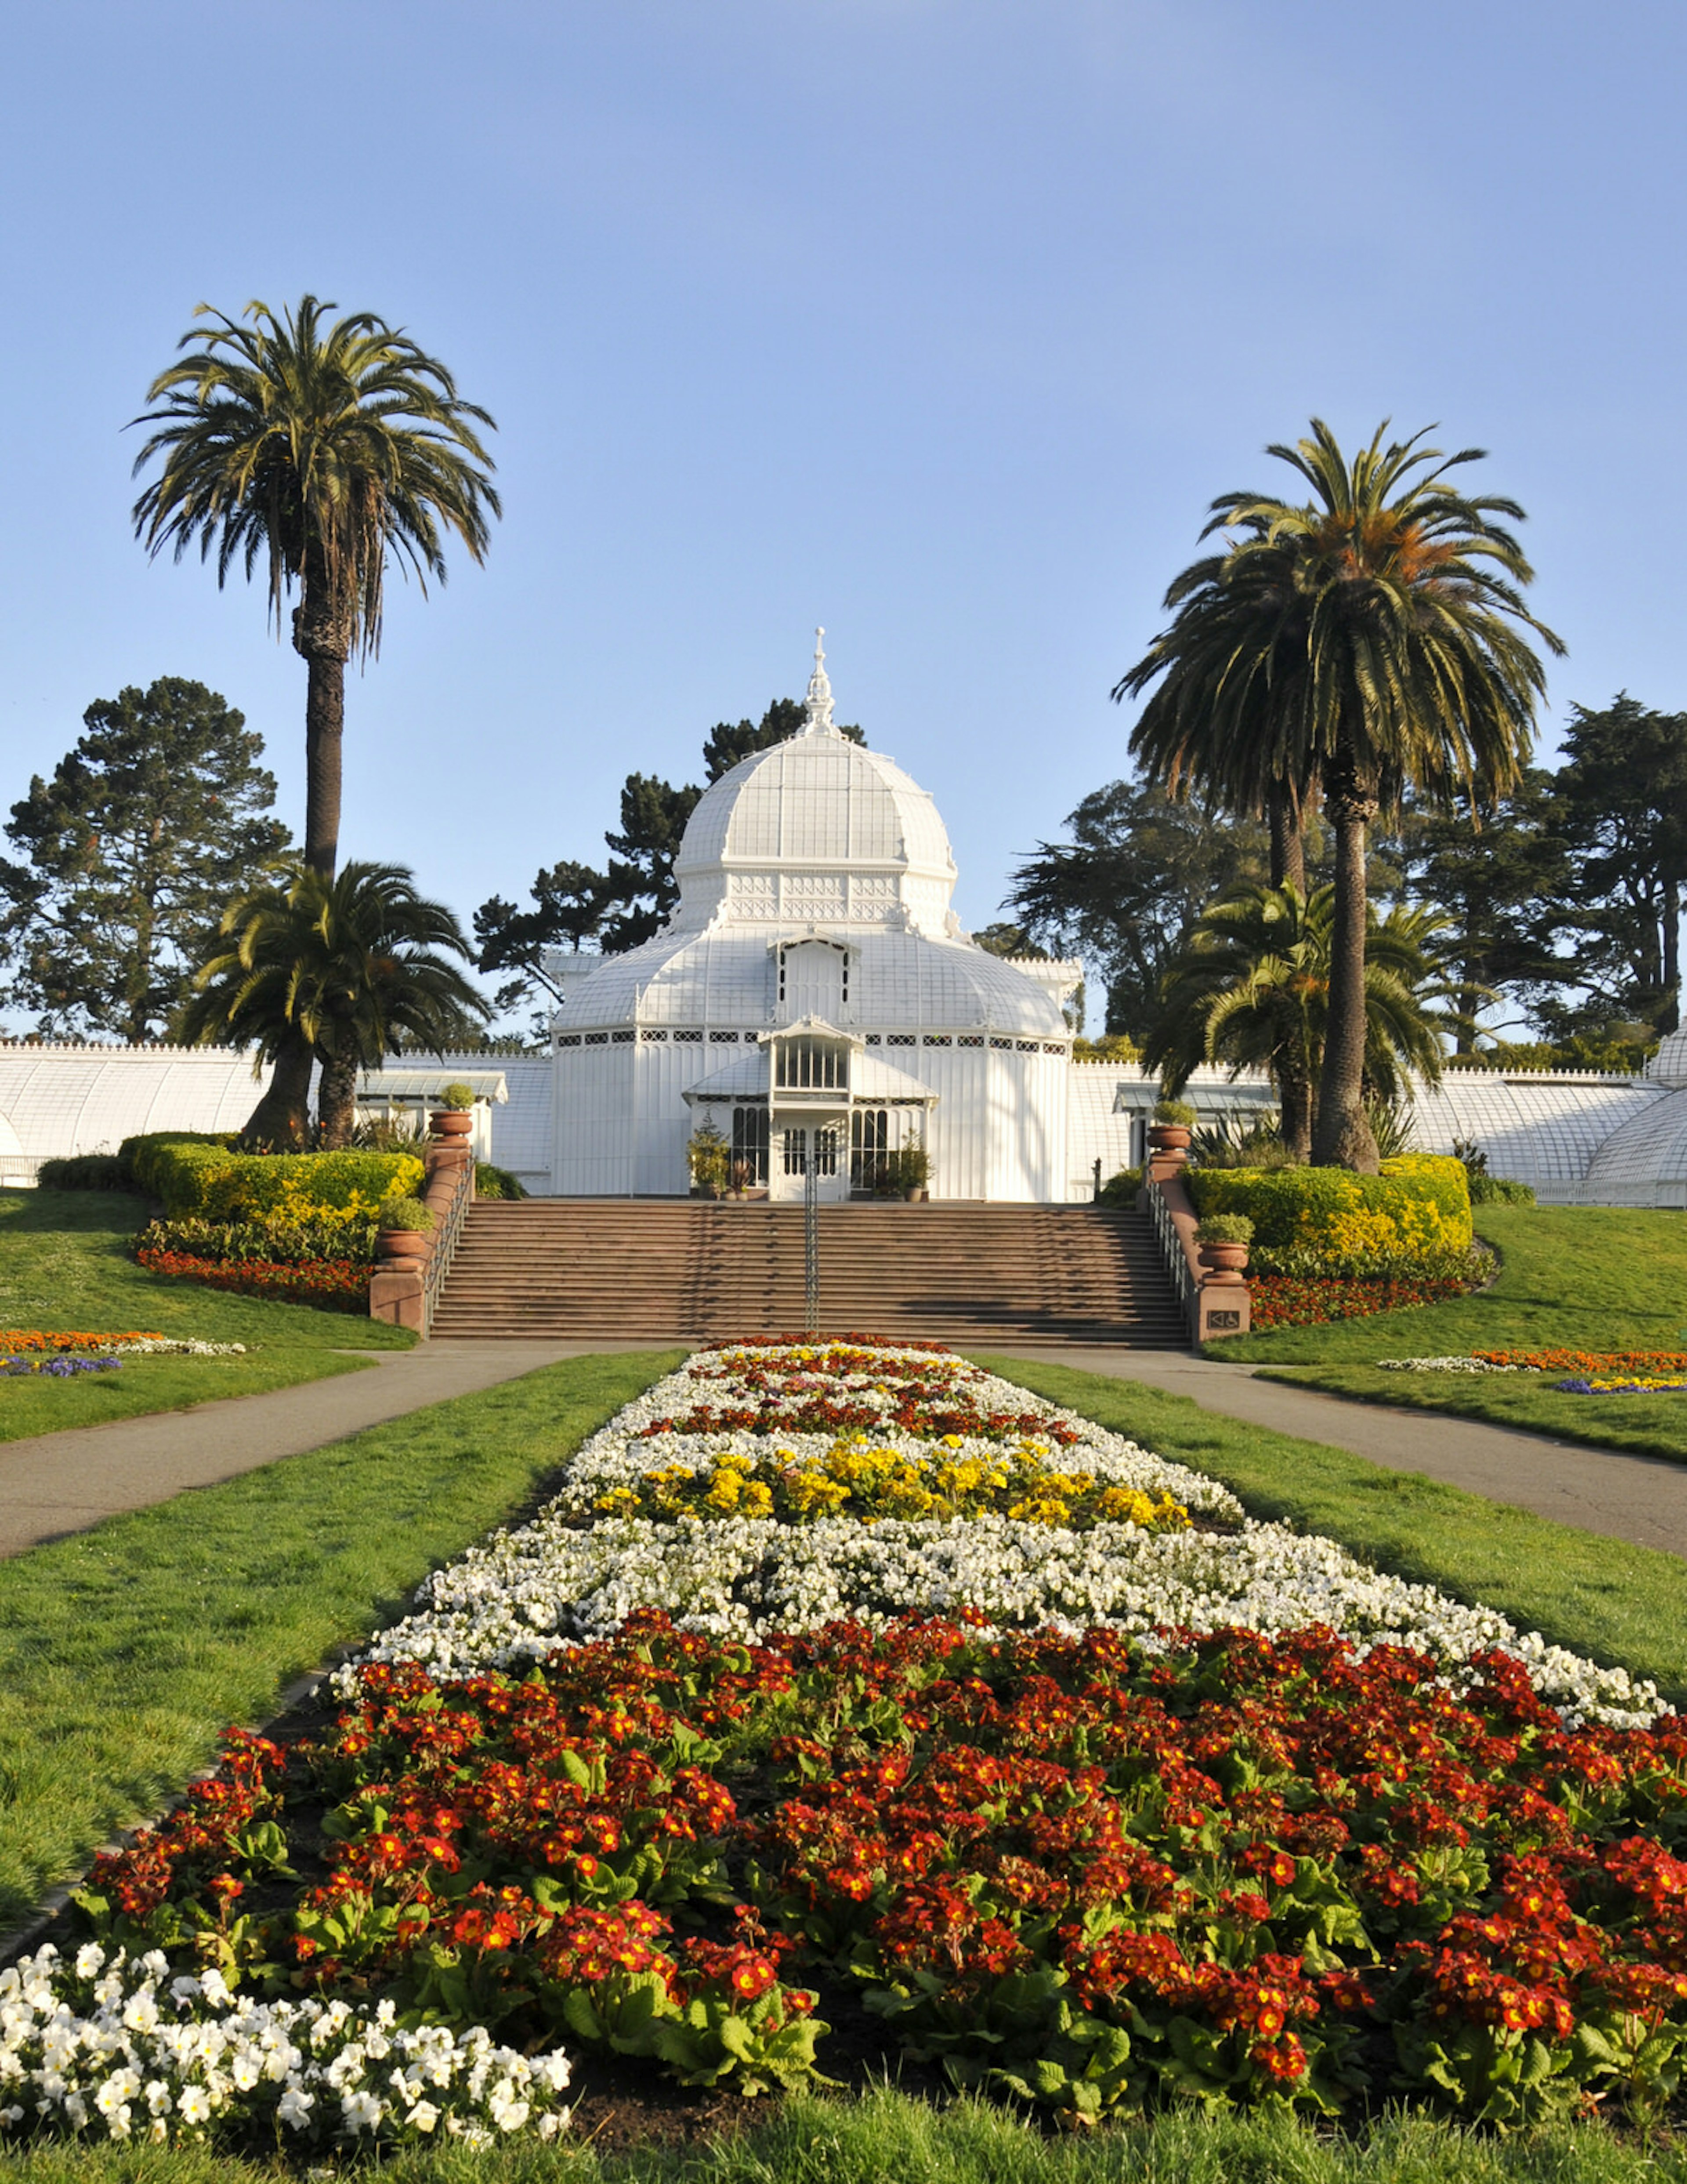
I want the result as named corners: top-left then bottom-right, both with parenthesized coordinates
top-left (3, 0), bottom-right (1682, 1020)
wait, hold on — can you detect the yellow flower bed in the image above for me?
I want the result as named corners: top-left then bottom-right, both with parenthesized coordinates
top-left (590, 1433), bottom-right (1191, 1531)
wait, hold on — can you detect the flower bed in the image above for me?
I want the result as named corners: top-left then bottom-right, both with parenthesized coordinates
top-left (133, 1246), bottom-right (369, 1311)
top-left (1, 1354), bottom-right (119, 1378)
top-left (1557, 1378), bottom-right (1687, 1397)
top-left (1480, 1349), bottom-right (1687, 1376)
top-left (16, 1338), bottom-right (1686, 2145)
top-left (1248, 1271), bottom-right (1472, 1329)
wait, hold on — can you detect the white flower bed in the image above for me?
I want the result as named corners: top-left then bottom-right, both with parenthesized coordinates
top-left (348, 1510), bottom-right (1654, 1728)
top-left (338, 1342), bottom-right (1660, 1730)
top-left (0, 1945), bottom-right (571, 2151)
top-left (113, 1338), bottom-right (250, 1357)
top-left (1377, 1356), bottom-right (1523, 1374)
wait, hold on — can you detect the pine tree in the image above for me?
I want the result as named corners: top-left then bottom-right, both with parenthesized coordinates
top-left (0, 678), bottom-right (290, 1040)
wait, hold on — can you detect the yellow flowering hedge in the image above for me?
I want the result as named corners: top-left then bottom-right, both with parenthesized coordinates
top-left (586, 1433), bottom-right (1191, 1531)
top-left (120, 1134), bottom-right (423, 1220)
top-left (1187, 1154), bottom-right (1472, 1275)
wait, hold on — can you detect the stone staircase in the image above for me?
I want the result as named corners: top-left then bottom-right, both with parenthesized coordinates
top-left (429, 1200), bottom-right (1187, 1346)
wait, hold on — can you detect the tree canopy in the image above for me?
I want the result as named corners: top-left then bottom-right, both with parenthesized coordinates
top-left (0, 678), bottom-right (290, 1041)
top-left (1117, 420), bottom-right (1560, 1170)
top-left (179, 860), bottom-right (488, 1146)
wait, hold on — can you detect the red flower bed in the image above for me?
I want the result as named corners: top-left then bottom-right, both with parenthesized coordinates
top-left (134, 1246), bottom-right (368, 1311)
top-left (1248, 1273), bottom-right (1470, 1330)
top-left (74, 1615), bottom-right (1687, 2124)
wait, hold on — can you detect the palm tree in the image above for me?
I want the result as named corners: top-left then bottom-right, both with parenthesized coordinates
top-left (1119, 421), bottom-right (1561, 1171)
top-left (131, 297), bottom-right (498, 1143)
top-left (179, 861), bottom-right (489, 1147)
top-left (1148, 883), bottom-right (1466, 1155)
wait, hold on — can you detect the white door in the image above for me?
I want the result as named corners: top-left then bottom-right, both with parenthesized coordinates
top-left (770, 1121), bottom-right (850, 1202)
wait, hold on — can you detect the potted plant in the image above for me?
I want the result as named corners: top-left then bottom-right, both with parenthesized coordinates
top-left (377, 1196), bottom-right (436, 1257)
top-left (728, 1159), bottom-right (753, 1200)
top-left (895, 1140), bottom-right (930, 1203)
top-left (1195, 1212), bottom-right (1253, 1279)
top-left (686, 1122), bottom-right (730, 1199)
top-left (431, 1082), bottom-right (477, 1138)
top-left (1147, 1098), bottom-right (1196, 1167)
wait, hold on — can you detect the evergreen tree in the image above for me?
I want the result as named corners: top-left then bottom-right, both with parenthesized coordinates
top-left (1547, 695), bottom-right (1687, 1035)
top-left (1006, 779), bottom-right (1270, 1035)
top-left (0, 678), bottom-right (290, 1041)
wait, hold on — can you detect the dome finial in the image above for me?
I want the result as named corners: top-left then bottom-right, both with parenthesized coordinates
top-left (802, 625), bottom-right (839, 736)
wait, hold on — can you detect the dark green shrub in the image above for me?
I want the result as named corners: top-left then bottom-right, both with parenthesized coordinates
top-left (1096, 1166), bottom-right (1141, 1207)
top-left (1470, 1173), bottom-right (1536, 1206)
top-left (1151, 1098), bottom-right (1197, 1127)
top-left (474, 1161), bottom-right (528, 1200)
top-left (35, 1154), bottom-right (136, 1192)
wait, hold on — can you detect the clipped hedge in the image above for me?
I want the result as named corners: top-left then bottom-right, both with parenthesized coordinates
top-left (1187, 1153), bottom-right (1472, 1274)
top-left (119, 1133), bottom-right (423, 1220)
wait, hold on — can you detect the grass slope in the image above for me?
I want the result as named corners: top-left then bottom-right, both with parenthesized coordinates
top-left (0, 1187), bottom-right (413, 1441)
top-left (1262, 1364), bottom-right (1687, 1464)
top-left (0, 1349), bottom-right (682, 1931)
top-left (977, 1356), bottom-right (1687, 1707)
top-left (3, 2088), bottom-right (1686, 2182)
top-left (1209, 1205), bottom-right (1687, 1364)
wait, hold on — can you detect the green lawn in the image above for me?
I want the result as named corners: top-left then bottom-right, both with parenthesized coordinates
top-left (977, 1356), bottom-right (1687, 1707)
top-left (1260, 1363), bottom-right (1687, 1464)
top-left (4, 2088), bottom-right (1685, 2184)
top-left (1207, 1204), bottom-right (1687, 1364)
top-left (0, 1186), bottom-right (414, 1440)
top-left (0, 1348), bottom-right (682, 1930)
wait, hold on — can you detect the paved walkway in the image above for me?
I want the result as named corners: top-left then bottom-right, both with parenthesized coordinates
top-left (991, 1348), bottom-right (1687, 1561)
top-left (0, 1342), bottom-right (659, 1560)
top-left (5, 1337), bottom-right (1684, 1569)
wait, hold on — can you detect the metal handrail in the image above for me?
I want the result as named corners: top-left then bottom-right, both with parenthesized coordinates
top-left (421, 1161), bottom-right (472, 1336)
top-left (1144, 1172), bottom-right (1197, 1330)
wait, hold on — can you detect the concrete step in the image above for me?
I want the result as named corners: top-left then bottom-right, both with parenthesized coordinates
top-left (428, 1197), bottom-right (1188, 1347)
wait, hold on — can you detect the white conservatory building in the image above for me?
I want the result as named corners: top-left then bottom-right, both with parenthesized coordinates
top-left (547, 640), bottom-right (1082, 1201)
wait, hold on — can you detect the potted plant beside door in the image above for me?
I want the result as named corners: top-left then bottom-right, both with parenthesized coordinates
top-left (687, 1122), bottom-right (730, 1200)
top-left (895, 1141), bottom-right (930, 1203)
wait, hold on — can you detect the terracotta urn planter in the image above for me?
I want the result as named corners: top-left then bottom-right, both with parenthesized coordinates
top-left (1197, 1241), bottom-right (1249, 1283)
top-left (431, 1109), bottom-right (474, 1138)
top-left (1147, 1123), bottom-right (1191, 1154)
top-left (378, 1229), bottom-right (429, 1260)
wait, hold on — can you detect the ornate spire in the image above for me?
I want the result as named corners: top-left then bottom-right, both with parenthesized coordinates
top-left (801, 626), bottom-right (839, 736)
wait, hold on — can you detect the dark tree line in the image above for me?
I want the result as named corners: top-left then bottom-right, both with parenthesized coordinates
top-left (1009, 693), bottom-right (1687, 1055)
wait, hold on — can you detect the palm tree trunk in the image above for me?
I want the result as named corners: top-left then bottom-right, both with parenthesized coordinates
top-left (293, 586), bottom-right (351, 880)
top-left (1267, 784), bottom-right (1306, 894)
top-left (241, 1038), bottom-right (315, 1150)
top-left (1276, 1051), bottom-right (1314, 1161)
top-left (317, 1045), bottom-right (359, 1149)
top-left (1312, 769), bottom-right (1380, 1173)
top-left (1664, 878), bottom-right (1681, 1036)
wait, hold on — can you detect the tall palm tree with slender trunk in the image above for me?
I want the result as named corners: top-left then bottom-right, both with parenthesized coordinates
top-left (1120, 421), bottom-right (1561, 1171)
top-left (177, 861), bottom-right (489, 1148)
top-left (131, 297), bottom-right (498, 1143)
